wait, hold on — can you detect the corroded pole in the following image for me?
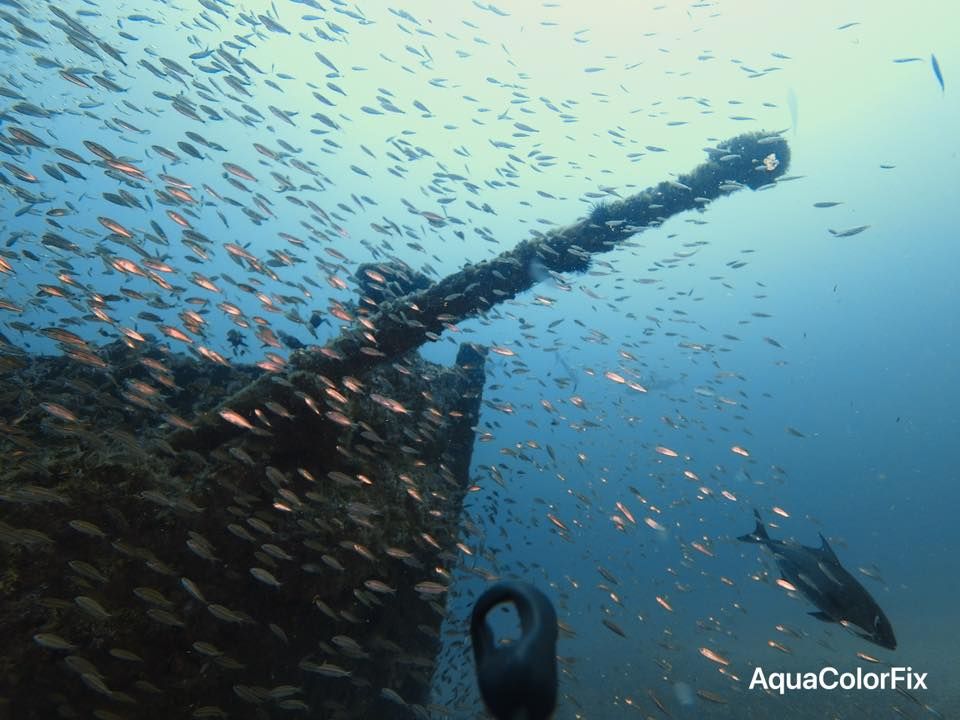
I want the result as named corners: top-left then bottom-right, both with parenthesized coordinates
top-left (169, 131), bottom-right (789, 451)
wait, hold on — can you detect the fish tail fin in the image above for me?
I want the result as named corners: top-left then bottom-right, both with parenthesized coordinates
top-left (737, 509), bottom-right (769, 543)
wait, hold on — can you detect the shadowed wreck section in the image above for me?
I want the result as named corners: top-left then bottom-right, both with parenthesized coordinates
top-left (0, 336), bottom-right (488, 719)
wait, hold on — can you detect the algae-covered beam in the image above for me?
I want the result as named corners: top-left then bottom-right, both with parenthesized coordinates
top-left (169, 131), bottom-right (789, 452)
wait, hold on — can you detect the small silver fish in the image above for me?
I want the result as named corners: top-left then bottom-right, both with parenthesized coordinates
top-left (931, 53), bottom-right (945, 92)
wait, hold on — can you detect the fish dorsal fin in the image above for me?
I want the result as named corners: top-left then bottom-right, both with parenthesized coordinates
top-left (819, 533), bottom-right (840, 563)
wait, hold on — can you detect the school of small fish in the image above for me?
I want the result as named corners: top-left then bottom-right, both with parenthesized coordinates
top-left (0, 1), bottom-right (947, 719)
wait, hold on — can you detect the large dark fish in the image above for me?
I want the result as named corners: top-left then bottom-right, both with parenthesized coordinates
top-left (739, 509), bottom-right (896, 650)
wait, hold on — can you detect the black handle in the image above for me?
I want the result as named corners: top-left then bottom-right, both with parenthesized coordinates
top-left (471, 581), bottom-right (557, 720)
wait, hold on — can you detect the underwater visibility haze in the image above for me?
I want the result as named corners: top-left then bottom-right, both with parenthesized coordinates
top-left (0, 0), bottom-right (957, 718)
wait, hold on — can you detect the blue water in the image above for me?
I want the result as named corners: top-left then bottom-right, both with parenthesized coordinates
top-left (1, 0), bottom-right (958, 717)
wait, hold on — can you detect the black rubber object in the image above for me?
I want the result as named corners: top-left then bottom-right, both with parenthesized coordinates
top-left (470, 581), bottom-right (558, 720)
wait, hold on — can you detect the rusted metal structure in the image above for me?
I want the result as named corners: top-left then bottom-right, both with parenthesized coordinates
top-left (0, 132), bottom-right (789, 719)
